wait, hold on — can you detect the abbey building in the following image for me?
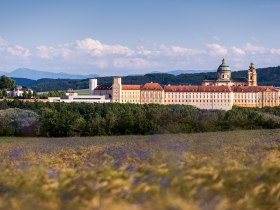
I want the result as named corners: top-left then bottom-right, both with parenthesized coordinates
top-left (90, 59), bottom-right (279, 110)
top-left (202, 59), bottom-right (257, 87)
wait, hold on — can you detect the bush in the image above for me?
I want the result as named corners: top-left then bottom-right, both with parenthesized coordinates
top-left (1, 100), bottom-right (280, 137)
top-left (0, 108), bottom-right (39, 136)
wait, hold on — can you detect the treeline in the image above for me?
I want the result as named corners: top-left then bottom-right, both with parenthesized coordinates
top-left (0, 76), bottom-right (15, 98)
top-left (0, 100), bottom-right (280, 137)
top-left (0, 76), bottom-right (15, 89)
top-left (38, 91), bottom-right (66, 99)
top-left (12, 66), bottom-right (280, 92)
top-left (0, 76), bottom-right (37, 99)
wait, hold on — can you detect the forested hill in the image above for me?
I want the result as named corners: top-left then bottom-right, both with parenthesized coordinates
top-left (13, 66), bottom-right (280, 92)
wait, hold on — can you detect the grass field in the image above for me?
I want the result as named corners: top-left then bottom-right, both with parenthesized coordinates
top-left (37, 89), bottom-right (89, 95)
top-left (0, 130), bottom-right (280, 210)
top-left (73, 89), bottom-right (89, 95)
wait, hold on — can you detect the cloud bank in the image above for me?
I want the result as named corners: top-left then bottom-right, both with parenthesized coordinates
top-left (0, 36), bottom-right (280, 75)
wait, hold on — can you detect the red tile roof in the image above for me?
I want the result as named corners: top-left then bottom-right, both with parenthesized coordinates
top-left (95, 84), bottom-right (112, 90)
top-left (141, 82), bottom-right (163, 90)
top-left (95, 82), bottom-right (279, 93)
top-left (164, 85), bottom-right (279, 93)
top-left (232, 86), bottom-right (278, 92)
top-left (164, 85), bottom-right (232, 92)
top-left (122, 85), bottom-right (141, 90)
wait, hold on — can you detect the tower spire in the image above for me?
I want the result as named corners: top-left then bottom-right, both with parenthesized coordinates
top-left (248, 62), bottom-right (257, 86)
top-left (250, 62), bottom-right (255, 69)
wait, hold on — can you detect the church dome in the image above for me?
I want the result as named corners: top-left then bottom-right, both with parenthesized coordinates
top-left (217, 58), bottom-right (231, 72)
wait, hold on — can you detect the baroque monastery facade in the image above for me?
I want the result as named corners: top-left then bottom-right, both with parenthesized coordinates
top-left (91, 59), bottom-right (280, 110)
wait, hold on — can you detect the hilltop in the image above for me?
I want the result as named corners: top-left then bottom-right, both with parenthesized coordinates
top-left (11, 65), bottom-right (280, 92)
top-left (0, 68), bottom-right (98, 80)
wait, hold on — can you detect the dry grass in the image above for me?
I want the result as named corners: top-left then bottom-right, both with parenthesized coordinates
top-left (0, 130), bottom-right (280, 210)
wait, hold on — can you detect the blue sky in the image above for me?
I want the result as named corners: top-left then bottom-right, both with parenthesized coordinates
top-left (0, 0), bottom-right (280, 75)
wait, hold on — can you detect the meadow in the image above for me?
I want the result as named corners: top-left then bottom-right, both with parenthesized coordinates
top-left (0, 130), bottom-right (280, 210)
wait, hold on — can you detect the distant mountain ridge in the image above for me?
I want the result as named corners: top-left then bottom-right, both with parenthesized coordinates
top-left (0, 68), bottom-right (216, 80)
top-left (3, 66), bottom-right (280, 92)
top-left (0, 68), bottom-right (99, 80)
top-left (166, 70), bottom-right (214, 75)
top-left (150, 70), bottom-right (214, 75)
top-left (11, 65), bottom-right (280, 92)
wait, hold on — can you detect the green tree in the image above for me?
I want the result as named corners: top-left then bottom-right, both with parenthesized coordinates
top-left (87, 113), bottom-right (106, 136)
top-left (105, 111), bottom-right (117, 135)
top-left (22, 90), bottom-right (27, 98)
top-left (117, 110), bottom-right (135, 134)
top-left (0, 76), bottom-right (15, 89)
top-left (27, 90), bottom-right (33, 98)
top-left (40, 107), bottom-right (82, 137)
top-left (2, 90), bottom-right (7, 97)
top-left (33, 91), bottom-right (38, 98)
top-left (0, 108), bottom-right (39, 136)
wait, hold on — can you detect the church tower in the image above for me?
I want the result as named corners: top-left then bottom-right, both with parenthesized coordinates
top-left (217, 58), bottom-right (232, 81)
top-left (248, 63), bottom-right (257, 86)
top-left (112, 77), bottom-right (122, 103)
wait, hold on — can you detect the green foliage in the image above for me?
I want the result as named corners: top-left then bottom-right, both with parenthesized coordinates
top-left (38, 90), bottom-right (66, 99)
top-left (40, 107), bottom-right (82, 137)
top-left (1, 100), bottom-right (280, 137)
top-left (0, 108), bottom-right (39, 136)
top-left (33, 91), bottom-right (37, 98)
top-left (0, 75), bottom-right (15, 89)
top-left (2, 89), bottom-right (7, 97)
top-left (22, 90), bottom-right (27, 98)
top-left (13, 66), bottom-right (280, 92)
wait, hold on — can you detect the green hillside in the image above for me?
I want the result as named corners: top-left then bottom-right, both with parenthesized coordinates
top-left (13, 66), bottom-right (280, 92)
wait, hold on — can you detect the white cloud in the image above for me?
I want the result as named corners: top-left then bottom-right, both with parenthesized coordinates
top-left (243, 43), bottom-right (266, 54)
top-left (36, 45), bottom-right (57, 59)
top-left (251, 36), bottom-right (259, 43)
top-left (137, 47), bottom-right (161, 57)
top-left (270, 48), bottom-right (280, 55)
top-left (1, 36), bottom-right (280, 74)
top-left (159, 45), bottom-right (203, 57)
top-left (88, 59), bottom-right (109, 69)
top-left (0, 37), bottom-right (8, 47)
top-left (36, 45), bottom-right (72, 59)
top-left (76, 38), bottom-right (134, 56)
top-left (0, 37), bottom-right (31, 57)
top-left (231, 46), bottom-right (246, 56)
top-left (207, 43), bottom-right (228, 56)
top-left (7, 45), bottom-right (31, 57)
top-left (113, 58), bottom-right (159, 69)
top-left (213, 36), bottom-right (221, 42)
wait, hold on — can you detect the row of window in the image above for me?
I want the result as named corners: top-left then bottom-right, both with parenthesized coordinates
top-left (235, 100), bottom-right (278, 103)
top-left (122, 99), bottom-right (140, 103)
top-left (123, 95), bottom-right (139, 98)
top-left (100, 91), bottom-right (279, 101)
top-left (165, 99), bottom-right (232, 103)
top-left (123, 92), bottom-right (140, 95)
top-left (166, 95), bottom-right (231, 99)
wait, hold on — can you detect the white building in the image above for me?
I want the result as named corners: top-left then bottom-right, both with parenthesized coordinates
top-left (8, 86), bottom-right (33, 97)
top-left (47, 59), bottom-right (280, 110)
top-left (92, 60), bottom-right (280, 110)
top-left (48, 90), bottom-right (110, 103)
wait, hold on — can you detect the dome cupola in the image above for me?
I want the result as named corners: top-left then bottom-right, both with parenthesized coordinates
top-left (217, 58), bottom-right (231, 72)
top-left (217, 58), bottom-right (231, 81)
